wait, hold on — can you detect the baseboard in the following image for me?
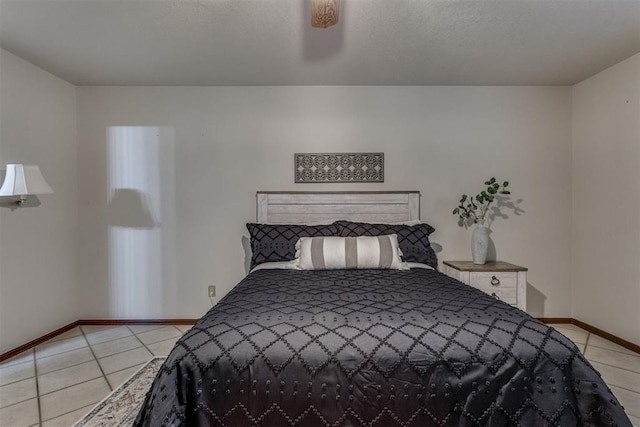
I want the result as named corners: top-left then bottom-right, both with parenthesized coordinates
top-left (77, 319), bottom-right (200, 326)
top-left (2, 317), bottom-right (637, 363)
top-left (538, 317), bottom-right (573, 324)
top-left (0, 320), bottom-right (80, 363)
top-left (0, 318), bottom-right (198, 363)
top-left (538, 317), bottom-right (640, 354)
top-left (571, 319), bottom-right (640, 354)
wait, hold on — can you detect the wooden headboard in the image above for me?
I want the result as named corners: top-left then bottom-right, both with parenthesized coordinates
top-left (256, 191), bottom-right (420, 224)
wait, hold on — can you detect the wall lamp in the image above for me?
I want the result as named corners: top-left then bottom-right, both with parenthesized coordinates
top-left (0, 164), bottom-right (53, 207)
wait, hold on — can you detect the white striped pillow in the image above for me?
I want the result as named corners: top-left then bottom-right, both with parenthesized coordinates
top-left (294, 235), bottom-right (409, 270)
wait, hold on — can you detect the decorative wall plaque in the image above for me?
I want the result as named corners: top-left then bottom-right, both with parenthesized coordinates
top-left (295, 153), bottom-right (384, 183)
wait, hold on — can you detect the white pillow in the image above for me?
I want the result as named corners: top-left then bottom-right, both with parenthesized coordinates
top-left (249, 261), bottom-right (300, 273)
top-left (294, 235), bottom-right (409, 270)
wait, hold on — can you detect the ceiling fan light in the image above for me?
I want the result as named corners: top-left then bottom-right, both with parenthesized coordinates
top-left (311, 0), bottom-right (339, 29)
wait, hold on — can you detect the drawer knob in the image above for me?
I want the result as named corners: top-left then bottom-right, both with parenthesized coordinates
top-left (491, 276), bottom-right (500, 286)
top-left (491, 292), bottom-right (499, 299)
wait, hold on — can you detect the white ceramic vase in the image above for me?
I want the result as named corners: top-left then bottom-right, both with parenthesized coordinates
top-left (471, 222), bottom-right (489, 264)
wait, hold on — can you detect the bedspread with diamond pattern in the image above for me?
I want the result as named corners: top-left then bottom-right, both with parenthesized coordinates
top-left (133, 269), bottom-right (631, 427)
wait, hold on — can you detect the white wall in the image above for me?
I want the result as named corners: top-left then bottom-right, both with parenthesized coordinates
top-left (0, 50), bottom-right (78, 353)
top-left (77, 86), bottom-right (573, 320)
top-left (572, 53), bottom-right (640, 345)
top-left (3, 49), bottom-right (637, 351)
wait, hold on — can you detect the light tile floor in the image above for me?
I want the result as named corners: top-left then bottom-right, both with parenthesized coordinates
top-left (0, 324), bottom-right (191, 426)
top-left (0, 323), bottom-right (638, 426)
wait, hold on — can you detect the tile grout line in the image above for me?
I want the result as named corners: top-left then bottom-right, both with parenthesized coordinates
top-left (36, 361), bottom-right (104, 397)
top-left (139, 328), bottom-right (185, 349)
top-left (0, 357), bottom-right (35, 371)
top-left (125, 324), bottom-right (166, 335)
top-left (82, 328), bottom-right (139, 347)
top-left (589, 358), bottom-right (640, 375)
top-left (32, 348), bottom-right (43, 427)
top-left (0, 373), bottom-right (37, 389)
top-left (129, 325), bottom-right (188, 352)
top-left (583, 333), bottom-right (590, 353)
top-left (28, 356), bottom-right (92, 379)
top-left (609, 383), bottom-right (640, 396)
top-left (0, 397), bottom-right (38, 411)
top-left (127, 326), bottom-right (157, 357)
top-left (103, 362), bottom-right (147, 389)
top-left (0, 350), bottom-right (41, 420)
top-left (0, 374), bottom-right (101, 412)
top-left (33, 340), bottom-right (92, 363)
top-left (77, 327), bottom-right (176, 383)
top-left (587, 344), bottom-right (640, 357)
top-left (134, 325), bottom-right (184, 345)
top-left (26, 338), bottom-right (97, 378)
top-left (36, 324), bottom-right (167, 358)
top-left (552, 326), bottom-right (640, 357)
top-left (79, 327), bottom-right (112, 392)
top-left (36, 403), bottom-right (97, 426)
top-left (94, 344), bottom-right (145, 362)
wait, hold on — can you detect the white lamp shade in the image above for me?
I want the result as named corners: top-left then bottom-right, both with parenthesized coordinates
top-left (0, 164), bottom-right (53, 196)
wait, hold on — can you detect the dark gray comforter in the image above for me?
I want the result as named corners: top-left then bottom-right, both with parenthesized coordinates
top-left (134, 268), bottom-right (632, 426)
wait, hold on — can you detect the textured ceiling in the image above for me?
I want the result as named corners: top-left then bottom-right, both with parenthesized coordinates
top-left (0, 0), bottom-right (638, 86)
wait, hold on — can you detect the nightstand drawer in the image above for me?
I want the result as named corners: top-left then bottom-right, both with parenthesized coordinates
top-left (469, 272), bottom-right (517, 289)
top-left (481, 287), bottom-right (517, 305)
top-left (443, 261), bottom-right (527, 311)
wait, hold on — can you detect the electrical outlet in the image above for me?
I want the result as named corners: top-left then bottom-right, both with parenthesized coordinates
top-left (208, 286), bottom-right (216, 298)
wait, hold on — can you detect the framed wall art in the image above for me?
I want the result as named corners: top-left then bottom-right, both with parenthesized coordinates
top-left (295, 153), bottom-right (384, 183)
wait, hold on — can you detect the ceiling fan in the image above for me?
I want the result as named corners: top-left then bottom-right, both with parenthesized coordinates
top-left (311, 0), bottom-right (340, 28)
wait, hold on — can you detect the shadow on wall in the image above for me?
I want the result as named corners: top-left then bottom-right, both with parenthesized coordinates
top-left (107, 188), bottom-right (156, 228)
top-left (242, 235), bottom-right (252, 275)
top-left (0, 195), bottom-right (42, 209)
top-left (457, 195), bottom-right (526, 263)
top-left (486, 234), bottom-right (497, 262)
top-left (526, 283), bottom-right (547, 316)
top-left (489, 196), bottom-right (526, 225)
top-left (457, 196), bottom-right (526, 230)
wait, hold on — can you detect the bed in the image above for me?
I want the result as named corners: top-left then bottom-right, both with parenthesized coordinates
top-left (134, 191), bottom-right (631, 427)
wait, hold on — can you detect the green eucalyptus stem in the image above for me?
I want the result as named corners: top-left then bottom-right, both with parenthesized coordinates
top-left (452, 177), bottom-right (511, 226)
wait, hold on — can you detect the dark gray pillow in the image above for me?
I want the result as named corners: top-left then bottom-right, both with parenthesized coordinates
top-left (246, 223), bottom-right (339, 269)
top-left (335, 220), bottom-right (438, 269)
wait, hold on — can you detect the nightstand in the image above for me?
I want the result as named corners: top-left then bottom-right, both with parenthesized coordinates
top-left (442, 261), bottom-right (527, 311)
